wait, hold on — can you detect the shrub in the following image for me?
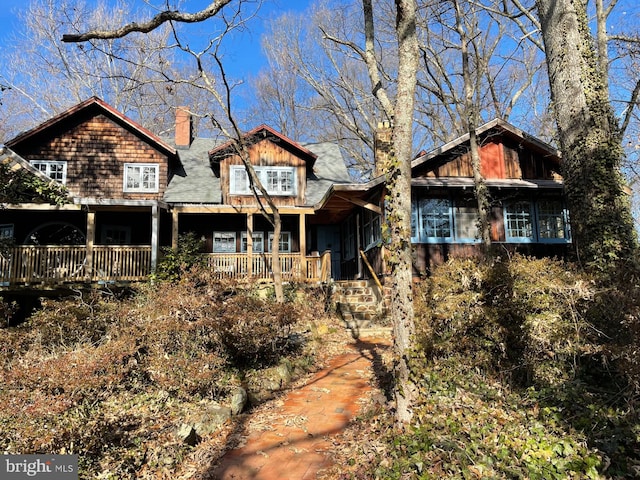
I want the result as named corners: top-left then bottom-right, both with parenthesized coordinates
top-left (413, 255), bottom-right (597, 386)
top-left (152, 232), bottom-right (205, 282)
top-left (214, 295), bottom-right (300, 367)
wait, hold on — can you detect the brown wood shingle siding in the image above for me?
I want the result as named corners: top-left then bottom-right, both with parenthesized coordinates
top-left (11, 113), bottom-right (170, 200)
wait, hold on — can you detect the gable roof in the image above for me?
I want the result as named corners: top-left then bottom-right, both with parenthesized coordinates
top-left (5, 96), bottom-right (178, 161)
top-left (411, 118), bottom-right (561, 173)
top-left (164, 138), bottom-right (351, 206)
top-left (208, 124), bottom-right (318, 170)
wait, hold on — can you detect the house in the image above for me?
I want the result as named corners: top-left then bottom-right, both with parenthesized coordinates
top-left (0, 97), bottom-right (571, 289)
top-left (318, 119), bottom-right (570, 278)
top-left (0, 97), bottom-right (351, 287)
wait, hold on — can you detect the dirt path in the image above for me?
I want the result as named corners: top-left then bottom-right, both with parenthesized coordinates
top-left (203, 336), bottom-right (391, 479)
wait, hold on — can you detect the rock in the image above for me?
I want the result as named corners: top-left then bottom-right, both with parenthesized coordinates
top-left (176, 424), bottom-right (200, 446)
top-left (191, 405), bottom-right (232, 436)
top-left (230, 387), bottom-right (247, 415)
top-left (276, 363), bottom-right (292, 384)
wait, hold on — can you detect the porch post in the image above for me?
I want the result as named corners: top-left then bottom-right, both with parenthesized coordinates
top-left (151, 203), bottom-right (159, 272)
top-left (299, 213), bottom-right (306, 280)
top-left (172, 209), bottom-right (179, 250)
top-left (246, 213), bottom-right (253, 277)
top-left (86, 211), bottom-right (95, 281)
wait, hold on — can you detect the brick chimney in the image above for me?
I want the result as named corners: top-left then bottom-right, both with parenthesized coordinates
top-left (374, 121), bottom-right (393, 177)
top-left (175, 106), bottom-right (193, 149)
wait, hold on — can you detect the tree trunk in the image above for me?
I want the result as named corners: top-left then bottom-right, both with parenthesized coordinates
top-left (535, 0), bottom-right (637, 273)
top-left (454, 0), bottom-right (492, 252)
top-left (385, 0), bottom-right (419, 427)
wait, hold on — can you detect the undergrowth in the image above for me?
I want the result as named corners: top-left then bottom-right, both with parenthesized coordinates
top-left (335, 255), bottom-right (640, 479)
top-left (0, 265), bottom-right (331, 478)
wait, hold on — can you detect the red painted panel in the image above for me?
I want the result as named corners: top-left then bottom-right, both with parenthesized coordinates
top-left (480, 141), bottom-right (505, 179)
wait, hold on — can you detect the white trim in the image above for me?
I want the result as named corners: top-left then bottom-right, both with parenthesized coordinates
top-left (30, 160), bottom-right (67, 184)
top-left (123, 163), bottom-right (159, 193)
top-left (229, 165), bottom-right (297, 196)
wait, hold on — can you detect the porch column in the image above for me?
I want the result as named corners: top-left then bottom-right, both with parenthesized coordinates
top-left (151, 203), bottom-right (159, 271)
top-left (172, 209), bottom-right (179, 250)
top-left (246, 213), bottom-right (253, 277)
top-left (86, 211), bottom-right (95, 281)
top-left (299, 213), bottom-right (306, 280)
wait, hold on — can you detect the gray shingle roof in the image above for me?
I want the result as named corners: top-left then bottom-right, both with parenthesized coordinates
top-left (162, 138), bottom-right (352, 206)
top-left (163, 138), bottom-right (222, 204)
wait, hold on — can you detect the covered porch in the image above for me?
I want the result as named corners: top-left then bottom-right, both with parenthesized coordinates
top-left (0, 246), bottom-right (331, 286)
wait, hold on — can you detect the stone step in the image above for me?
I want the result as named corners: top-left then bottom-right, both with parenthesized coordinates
top-left (334, 280), bottom-right (371, 289)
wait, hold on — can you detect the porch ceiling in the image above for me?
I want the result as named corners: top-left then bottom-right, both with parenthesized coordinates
top-left (312, 191), bottom-right (372, 224)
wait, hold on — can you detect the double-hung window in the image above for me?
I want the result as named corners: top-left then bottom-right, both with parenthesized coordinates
top-left (124, 163), bottom-right (159, 193)
top-left (213, 232), bottom-right (236, 253)
top-left (229, 166), bottom-right (296, 196)
top-left (31, 160), bottom-right (67, 184)
top-left (101, 226), bottom-right (131, 245)
top-left (268, 231), bottom-right (292, 253)
top-left (241, 231), bottom-right (264, 253)
top-left (504, 201), bottom-right (534, 242)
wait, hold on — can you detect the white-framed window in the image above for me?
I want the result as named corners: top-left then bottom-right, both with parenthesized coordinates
top-left (213, 231), bottom-right (236, 253)
top-left (241, 231), bottom-right (264, 253)
top-left (124, 163), bottom-right (159, 193)
top-left (363, 209), bottom-right (381, 249)
top-left (268, 231), bottom-right (292, 253)
top-left (504, 201), bottom-right (534, 242)
top-left (30, 160), bottom-right (67, 184)
top-left (0, 224), bottom-right (14, 240)
top-left (536, 200), bottom-right (571, 243)
top-left (101, 225), bottom-right (131, 245)
top-left (229, 166), bottom-right (296, 196)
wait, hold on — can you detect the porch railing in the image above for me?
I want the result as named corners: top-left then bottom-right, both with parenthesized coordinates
top-left (0, 246), bottom-right (331, 287)
top-left (203, 250), bottom-right (331, 283)
top-left (0, 245), bottom-right (152, 286)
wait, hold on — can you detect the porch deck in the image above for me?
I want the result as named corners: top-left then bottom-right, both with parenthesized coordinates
top-left (0, 246), bottom-right (331, 287)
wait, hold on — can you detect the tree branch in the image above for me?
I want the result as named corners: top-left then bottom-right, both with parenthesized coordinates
top-left (62, 0), bottom-right (233, 42)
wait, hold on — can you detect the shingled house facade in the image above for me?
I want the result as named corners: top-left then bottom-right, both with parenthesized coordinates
top-left (0, 98), bottom-right (571, 288)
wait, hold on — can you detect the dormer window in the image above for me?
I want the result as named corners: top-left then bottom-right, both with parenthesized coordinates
top-left (30, 160), bottom-right (67, 184)
top-left (230, 166), bottom-right (296, 196)
top-left (124, 163), bottom-right (159, 193)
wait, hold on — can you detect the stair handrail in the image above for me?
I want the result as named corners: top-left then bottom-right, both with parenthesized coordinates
top-left (359, 249), bottom-right (383, 292)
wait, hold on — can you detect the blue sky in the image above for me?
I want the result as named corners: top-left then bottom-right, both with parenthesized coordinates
top-left (0, 0), bottom-right (313, 79)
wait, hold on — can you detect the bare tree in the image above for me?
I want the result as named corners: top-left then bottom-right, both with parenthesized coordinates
top-left (62, 0), bottom-right (288, 302)
top-left (0, 0), bottom-right (208, 140)
top-left (451, 0), bottom-right (492, 250)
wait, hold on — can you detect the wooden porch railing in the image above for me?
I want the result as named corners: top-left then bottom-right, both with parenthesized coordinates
top-left (0, 246), bottom-right (331, 287)
top-left (203, 250), bottom-right (332, 283)
top-left (0, 245), bottom-right (152, 286)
